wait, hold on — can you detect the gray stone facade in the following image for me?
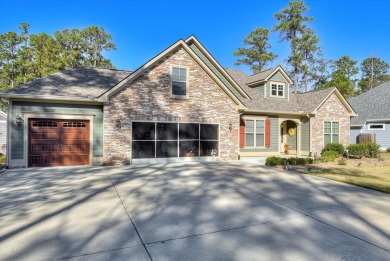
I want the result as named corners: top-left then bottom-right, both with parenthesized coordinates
top-left (103, 48), bottom-right (240, 164)
top-left (311, 93), bottom-right (351, 155)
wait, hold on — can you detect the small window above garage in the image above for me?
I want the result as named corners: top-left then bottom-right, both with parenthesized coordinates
top-left (170, 66), bottom-right (189, 99)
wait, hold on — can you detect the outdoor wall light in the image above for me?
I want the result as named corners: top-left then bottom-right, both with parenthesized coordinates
top-left (115, 119), bottom-right (122, 129)
top-left (16, 115), bottom-right (24, 126)
top-left (229, 124), bottom-right (233, 131)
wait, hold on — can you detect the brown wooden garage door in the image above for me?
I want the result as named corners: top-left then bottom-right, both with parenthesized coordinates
top-left (29, 119), bottom-right (90, 167)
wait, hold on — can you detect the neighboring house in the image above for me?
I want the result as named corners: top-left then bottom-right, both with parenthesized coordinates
top-left (0, 36), bottom-right (356, 168)
top-left (0, 111), bottom-right (6, 154)
top-left (348, 82), bottom-right (390, 150)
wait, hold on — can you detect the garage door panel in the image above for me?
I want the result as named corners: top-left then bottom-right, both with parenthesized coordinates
top-left (29, 119), bottom-right (90, 167)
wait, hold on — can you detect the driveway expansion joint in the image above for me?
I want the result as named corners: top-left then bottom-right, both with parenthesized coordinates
top-left (103, 167), bottom-right (153, 261)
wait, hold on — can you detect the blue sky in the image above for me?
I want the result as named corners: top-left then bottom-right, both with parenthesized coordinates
top-left (1, 0), bottom-right (389, 75)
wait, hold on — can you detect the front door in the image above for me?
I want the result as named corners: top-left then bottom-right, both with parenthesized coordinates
top-left (280, 122), bottom-right (286, 153)
top-left (29, 119), bottom-right (90, 167)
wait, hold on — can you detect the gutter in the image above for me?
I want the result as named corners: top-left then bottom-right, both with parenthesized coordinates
top-left (241, 109), bottom-right (315, 117)
top-left (0, 94), bottom-right (104, 104)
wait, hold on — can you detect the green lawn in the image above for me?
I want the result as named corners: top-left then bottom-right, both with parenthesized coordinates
top-left (307, 166), bottom-right (390, 194)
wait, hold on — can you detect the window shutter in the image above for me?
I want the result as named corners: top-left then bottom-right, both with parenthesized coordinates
top-left (239, 118), bottom-right (245, 148)
top-left (265, 119), bottom-right (271, 148)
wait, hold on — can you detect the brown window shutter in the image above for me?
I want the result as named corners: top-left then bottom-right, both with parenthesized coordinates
top-left (239, 118), bottom-right (245, 148)
top-left (265, 119), bottom-right (271, 148)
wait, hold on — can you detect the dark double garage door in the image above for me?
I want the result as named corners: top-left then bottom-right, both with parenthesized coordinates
top-left (132, 122), bottom-right (219, 159)
top-left (29, 119), bottom-right (90, 167)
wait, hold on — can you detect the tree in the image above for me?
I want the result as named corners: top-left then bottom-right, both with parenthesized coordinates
top-left (0, 31), bottom-right (21, 89)
top-left (297, 27), bottom-right (323, 92)
top-left (0, 24), bottom-right (117, 93)
top-left (16, 23), bottom-right (33, 84)
top-left (55, 28), bottom-right (84, 69)
top-left (29, 33), bottom-right (63, 78)
top-left (358, 57), bottom-right (390, 92)
top-left (324, 56), bottom-right (358, 98)
top-left (233, 28), bottom-right (277, 73)
top-left (81, 26), bottom-right (116, 68)
top-left (273, 0), bottom-right (313, 94)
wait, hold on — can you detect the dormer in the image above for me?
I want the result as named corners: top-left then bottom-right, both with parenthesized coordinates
top-left (246, 66), bottom-right (293, 101)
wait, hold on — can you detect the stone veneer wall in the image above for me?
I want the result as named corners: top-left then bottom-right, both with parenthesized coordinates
top-left (311, 93), bottom-right (351, 155)
top-left (103, 48), bottom-right (239, 164)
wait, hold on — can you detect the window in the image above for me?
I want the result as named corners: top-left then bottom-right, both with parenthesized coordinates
top-left (324, 121), bottom-right (339, 145)
top-left (368, 124), bottom-right (385, 130)
top-left (271, 82), bottom-right (285, 97)
top-left (245, 119), bottom-right (265, 147)
top-left (132, 122), bottom-right (218, 159)
top-left (171, 66), bottom-right (188, 98)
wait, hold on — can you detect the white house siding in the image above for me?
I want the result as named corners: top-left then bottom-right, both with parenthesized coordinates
top-left (0, 121), bottom-right (6, 153)
top-left (350, 127), bottom-right (361, 144)
top-left (361, 122), bottom-right (390, 150)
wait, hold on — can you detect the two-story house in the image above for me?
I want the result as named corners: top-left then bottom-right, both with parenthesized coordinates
top-left (0, 36), bottom-right (356, 167)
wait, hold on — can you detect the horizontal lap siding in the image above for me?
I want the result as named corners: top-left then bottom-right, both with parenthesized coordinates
top-left (362, 122), bottom-right (390, 149)
top-left (240, 115), bottom-right (278, 152)
top-left (300, 117), bottom-right (310, 152)
top-left (189, 44), bottom-right (244, 100)
top-left (350, 127), bottom-right (361, 144)
top-left (10, 101), bottom-right (103, 159)
top-left (266, 72), bottom-right (289, 100)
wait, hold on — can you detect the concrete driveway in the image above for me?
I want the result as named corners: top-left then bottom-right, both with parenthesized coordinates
top-left (0, 162), bottom-right (389, 260)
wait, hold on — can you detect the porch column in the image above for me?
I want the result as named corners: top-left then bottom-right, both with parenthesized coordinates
top-left (297, 124), bottom-right (301, 156)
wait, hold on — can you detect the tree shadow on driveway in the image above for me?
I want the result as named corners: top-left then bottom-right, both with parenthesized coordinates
top-left (0, 162), bottom-right (389, 260)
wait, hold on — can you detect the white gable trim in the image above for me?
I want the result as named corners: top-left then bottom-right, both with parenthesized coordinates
top-left (265, 66), bottom-right (293, 84)
top-left (185, 35), bottom-right (250, 99)
top-left (99, 39), bottom-right (246, 107)
top-left (312, 88), bottom-right (357, 116)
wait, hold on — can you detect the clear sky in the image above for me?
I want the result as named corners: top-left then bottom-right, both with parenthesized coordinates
top-left (1, 0), bottom-right (389, 75)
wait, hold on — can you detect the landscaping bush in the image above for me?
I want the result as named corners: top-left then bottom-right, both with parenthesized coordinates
top-left (347, 142), bottom-right (380, 158)
top-left (304, 158), bottom-right (314, 164)
top-left (338, 158), bottom-right (347, 165)
top-left (265, 156), bottom-right (284, 166)
top-left (266, 156), bottom-right (313, 166)
top-left (320, 151), bottom-right (338, 162)
top-left (323, 143), bottom-right (344, 154)
top-left (0, 153), bottom-right (6, 164)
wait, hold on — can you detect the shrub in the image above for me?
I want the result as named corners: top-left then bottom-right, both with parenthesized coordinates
top-left (338, 158), bottom-right (347, 165)
top-left (305, 157), bottom-right (314, 164)
top-left (347, 142), bottom-right (380, 158)
top-left (387, 147), bottom-right (390, 153)
top-left (0, 153), bottom-right (6, 164)
top-left (266, 156), bottom-right (284, 166)
top-left (320, 151), bottom-right (338, 162)
top-left (266, 156), bottom-right (313, 166)
top-left (323, 143), bottom-right (344, 154)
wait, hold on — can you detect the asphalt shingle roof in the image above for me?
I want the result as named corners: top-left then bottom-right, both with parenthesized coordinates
top-left (1, 67), bottom-right (131, 99)
top-left (247, 67), bottom-right (278, 84)
top-left (1, 64), bottom-right (340, 115)
top-left (347, 82), bottom-right (390, 125)
top-left (225, 68), bottom-right (334, 113)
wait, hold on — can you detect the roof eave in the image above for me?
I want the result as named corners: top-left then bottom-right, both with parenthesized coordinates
top-left (242, 108), bottom-right (314, 117)
top-left (185, 35), bottom-right (251, 99)
top-left (0, 93), bottom-right (104, 104)
top-left (101, 38), bottom-right (246, 106)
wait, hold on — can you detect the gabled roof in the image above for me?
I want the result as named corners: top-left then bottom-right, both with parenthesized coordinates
top-left (226, 68), bottom-right (356, 116)
top-left (100, 36), bottom-right (249, 106)
top-left (348, 82), bottom-right (390, 126)
top-left (230, 66), bottom-right (293, 86)
top-left (0, 67), bottom-right (131, 102)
